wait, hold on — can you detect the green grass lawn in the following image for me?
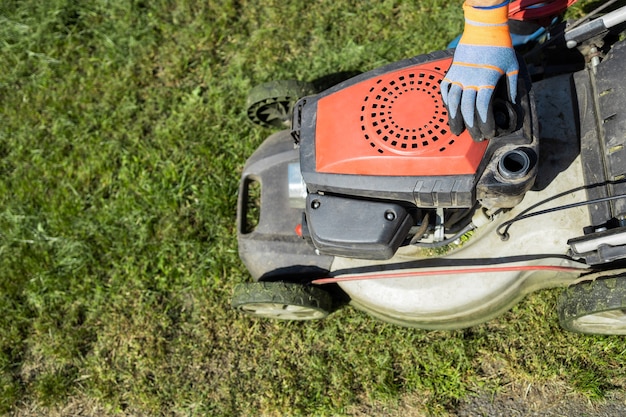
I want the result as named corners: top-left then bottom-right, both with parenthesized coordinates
top-left (1, 0), bottom-right (626, 416)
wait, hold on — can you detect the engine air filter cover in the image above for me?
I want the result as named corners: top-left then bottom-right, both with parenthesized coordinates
top-left (314, 59), bottom-right (488, 177)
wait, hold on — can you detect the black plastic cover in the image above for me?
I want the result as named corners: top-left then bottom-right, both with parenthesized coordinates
top-left (304, 194), bottom-right (414, 260)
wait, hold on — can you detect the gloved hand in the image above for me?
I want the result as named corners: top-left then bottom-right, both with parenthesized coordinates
top-left (440, 0), bottom-right (519, 141)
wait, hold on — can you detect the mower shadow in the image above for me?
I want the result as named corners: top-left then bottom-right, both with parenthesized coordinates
top-left (310, 70), bottom-right (363, 93)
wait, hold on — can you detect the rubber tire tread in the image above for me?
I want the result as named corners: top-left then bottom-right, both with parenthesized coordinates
top-left (246, 80), bottom-right (316, 128)
top-left (557, 275), bottom-right (626, 335)
top-left (231, 281), bottom-right (333, 319)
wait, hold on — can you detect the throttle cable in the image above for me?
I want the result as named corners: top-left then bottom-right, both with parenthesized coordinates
top-left (497, 193), bottom-right (626, 240)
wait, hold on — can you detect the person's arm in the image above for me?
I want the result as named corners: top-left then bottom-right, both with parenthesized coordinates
top-left (440, 0), bottom-right (519, 141)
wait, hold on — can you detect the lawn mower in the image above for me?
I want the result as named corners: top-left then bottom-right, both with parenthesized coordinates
top-left (232, 1), bottom-right (626, 335)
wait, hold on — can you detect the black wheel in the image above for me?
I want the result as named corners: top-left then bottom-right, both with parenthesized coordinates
top-left (246, 80), bottom-right (316, 128)
top-left (232, 281), bottom-right (332, 320)
top-left (558, 275), bottom-right (626, 335)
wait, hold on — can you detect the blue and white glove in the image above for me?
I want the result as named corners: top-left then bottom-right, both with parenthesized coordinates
top-left (440, 1), bottom-right (519, 141)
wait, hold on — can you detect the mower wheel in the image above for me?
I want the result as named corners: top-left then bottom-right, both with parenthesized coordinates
top-left (232, 281), bottom-right (332, 320)
top-left (246, 80), bottom-right (316, 128)
top-left (557, 275), bottom-right (626, 335)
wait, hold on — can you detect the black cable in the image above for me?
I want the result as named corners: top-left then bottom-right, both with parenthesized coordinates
top-left (409, 212), bottom-right (430, 245)
top-left (496, 177), bottom-right (626, 239)
top-left (497, 193), bottom-right (626, 241)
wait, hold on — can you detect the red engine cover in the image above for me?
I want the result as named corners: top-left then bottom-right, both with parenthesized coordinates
top-left (314, 57), bottom-right (488, 177)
